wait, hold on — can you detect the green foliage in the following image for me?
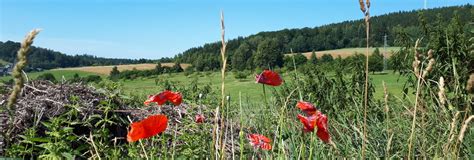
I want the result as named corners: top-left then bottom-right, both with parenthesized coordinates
top-left (174, 5), bottom-right (472, 71)
top-left (233, 71), bottom-right (249, 80)
top-left (284, 53), bottom-right (307, 70)
top-left (253, 38), bottom-right (284, 68)
top-left (309, 50), bottom-right (318, 65)
top-left (369, 48), bottom-right (384, 73)
top-left (319, 54), bottom-right (334, 63)
top-left (155, 63), bottom-right (164, 74)
top-left (172, 62), bottom-right (184, 73)
top-left (109, 66), bottom-right (120, 81)
top-left (36, 72), bottom-right (57, 83)
top-left (232, 42), bottom-right (253, 71)
top-left (84, 75), bottom-right (102, 83)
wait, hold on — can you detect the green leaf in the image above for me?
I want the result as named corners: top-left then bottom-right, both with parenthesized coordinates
top-left (61, 152), bottom-right (75, 160)
top-left (30, 137), bottom-right (51, 143)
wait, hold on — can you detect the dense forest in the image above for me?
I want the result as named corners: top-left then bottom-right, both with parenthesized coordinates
top-left (0, 41), bottom-right (156, 71)
top-left (174, 5), bottom-right (472, 71)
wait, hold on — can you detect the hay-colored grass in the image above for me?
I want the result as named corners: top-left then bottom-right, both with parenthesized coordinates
top-left (53, 63), bottom-right (190, 75)
top-left (285, 47), bottom-right (399, 59)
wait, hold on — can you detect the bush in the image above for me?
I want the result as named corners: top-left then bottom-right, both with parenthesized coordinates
top-left (36, 73), bottom-right (57, 83)
top-left (233, 71), bottom-right (248, 80)
top-left (84, 75), bottom-right (102, 83)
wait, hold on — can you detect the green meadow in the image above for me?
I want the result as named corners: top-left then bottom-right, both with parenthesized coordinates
top-left (2, 69), bottom-right (409, 101)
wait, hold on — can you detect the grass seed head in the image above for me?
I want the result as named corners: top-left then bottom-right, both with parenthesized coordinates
top-left (467, 73), bottom-right (474, 94)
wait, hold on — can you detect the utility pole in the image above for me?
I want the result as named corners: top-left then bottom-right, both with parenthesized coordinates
top-left (383, 34), bottom-right (387, 72)
top-left (424, 0), bottom-right (427, 9)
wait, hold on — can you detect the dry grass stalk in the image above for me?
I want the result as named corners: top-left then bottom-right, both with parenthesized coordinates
top-left (438, 77), bottom-right (446, 106)
top-left (7, 29), bottom-right (41, 111)
top-left (212, 11), bottom-right (228, 160)
top-left (443, 112), bottom-right (460, 154)
top-left (383, 81), bottom-right (389, 114)
top-left (457, 115), bottom-right (474, 143)
top-left (467, 73), bottom-right (474, 94)
top-left (358, 0), bottom-right (370, 158)
top-left (412, 39), bottom-right (421, 78)
top-left (408, 40), bottom-right (437, 158)
top-left (408, 39), bottom-right (423, 159)
top-left (383, 81), bottom-right (392, 157)
top-left (89, 132), bottom-right (102, 160)
top-left (422, 50), bottom-right (435, 78)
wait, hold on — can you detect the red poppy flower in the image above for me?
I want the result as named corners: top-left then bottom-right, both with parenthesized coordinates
top-left (127, 114), bottom-right (168, 142)
top-left (297, 101), bottom-right (317, 115)
top-left (255, 70), bottom-right (283, 86)
top-left (315, 114), bottom-right (331, 143)
top-left (144, 90), bottom-right (183, 106)
top-left (247, 134), bottom-right (272, 150)
top-left (195, 114), bottom-right (205, 123)
top-left (297, 112), bottom-right (331, 143)
top-left (297, 114), bottom-right (317, 132)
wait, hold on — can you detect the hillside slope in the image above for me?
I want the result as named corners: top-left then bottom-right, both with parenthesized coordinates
top-left (174, 5), bottom-right (472, 71)
top-left (285, 47), bottom-right (400, 59)
top-left (0, 41), bottom-right (154, 71)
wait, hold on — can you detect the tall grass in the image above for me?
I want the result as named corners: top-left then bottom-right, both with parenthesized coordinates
top-left (358, 0), bottom-right (370, 158)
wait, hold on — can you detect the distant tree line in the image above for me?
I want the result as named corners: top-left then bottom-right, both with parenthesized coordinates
top-left (109, 63), bottom-right (184, 80)
top-left (0, 41), bottom-right (155, 71)
top-left (172, 5), bottom-right (471, 71)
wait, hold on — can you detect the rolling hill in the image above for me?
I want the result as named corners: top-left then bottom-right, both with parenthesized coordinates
top-left (285, 47), bottom-right (400, 59)
top-left (0, 41), bottom-right (156, 71)
top-left (173, 5), bottom-right (472, 71)
top-left (53, 63), bottom-right (190, 75)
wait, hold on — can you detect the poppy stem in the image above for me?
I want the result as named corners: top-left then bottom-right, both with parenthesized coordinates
top-left (262, 84), bottom-right (268, 107)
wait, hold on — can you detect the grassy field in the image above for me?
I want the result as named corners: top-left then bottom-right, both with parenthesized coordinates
top-left (119, 71), bottom-right (408, 102)
top-left (1, 69), bottom-right (408, 101)
top-left (285, 47), bottom-right (400, 59)
top-left (52, 63), bottom-right (190, 75)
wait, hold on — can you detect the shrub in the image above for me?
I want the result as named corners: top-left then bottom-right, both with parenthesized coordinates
top-left (84, 75), bottom-right (102, 83)
top-left (36, 73), bottom-right (57, 83)
top-left (233, 71), bottom-right (248, 80)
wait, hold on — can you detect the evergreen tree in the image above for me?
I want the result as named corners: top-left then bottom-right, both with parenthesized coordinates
top-left (232, 43), bottom-right (253, 71)
top-left (253, 39), bottom-right (283, 68)
top-left (172, 62), bottom-right (184, 72)
top-left (309, 50), bottom-right (318, 65)
top-left (320, 54), bottom-right (334, 63)
top-left (369, 48), bottom-right (384, 73)
top-left (109, 66), bottom-right (120, 81)
top-left (155, 63), bottom-right (164, 74)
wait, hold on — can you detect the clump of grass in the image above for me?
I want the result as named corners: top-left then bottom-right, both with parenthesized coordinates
top-left (408, 40), bottom-right (436, 158)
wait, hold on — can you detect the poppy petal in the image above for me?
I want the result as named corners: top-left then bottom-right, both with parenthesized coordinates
top-left (297, 101), bottom-right (317, 115)
top-left (195, 114), bottom-right (205, 123)
top-left (297, 114), bottom-right (317, 132)
top-left (127, 114), bottom-right (168, 142)
top-left (165, 91), bottom-right (182, 106)
top-left (316, 114), bottom-right (331, 143)
top-left (247, 134), bottom-right (272, 151)
top-left (144, 90), bottom-right (182, 106)
top-left (255, 70), bottom-right (283, 86)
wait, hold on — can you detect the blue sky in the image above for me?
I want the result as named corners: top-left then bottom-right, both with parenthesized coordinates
top-left (0, 0), bottom-right (471, 59)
